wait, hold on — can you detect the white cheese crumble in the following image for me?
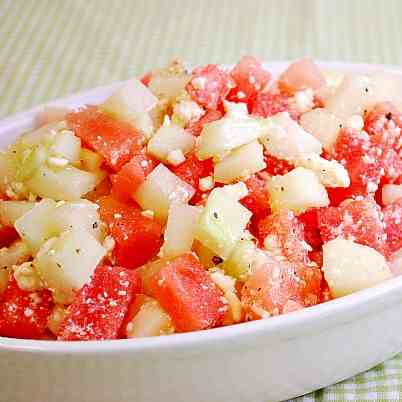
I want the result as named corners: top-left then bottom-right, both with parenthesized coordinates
top-left (223, 100), bottom-right (248, 118)
top-left (209, 268), bottom-right (242, 322)
top-left (13, 262), bottom-right (43, 292)
top-left (173, 100), bottom-right (205, 125)
top-left (295, 153), bottom-right (350, 188)
top-left (293, 89), bottom-right (314, 113)
top-left (162, 115), bottom-right (171, 127)
top-left (166, 149), bottom-right (186, 166)
top-left (199, 176), bottom-right (214, 192)
top-left (345, 114), bottom-right (364, 131)
top-left (191, 76), bottom-right (207, 90)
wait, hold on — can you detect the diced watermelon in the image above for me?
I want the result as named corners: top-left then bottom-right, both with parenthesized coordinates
top-left (278, 58), bottom-right (325, 95)
top-left (331, 128), bottom-right (383, 202)
top-left (186, 64), bottom-right (234, 110)
top-left (297, 208), bottom-right (322, 250)
top-left (67, 106), bottom-right (144, 171)
top-left (383, 198), bottom-right (402, 254)
top-left (98, 196), bottom-right (163, 269)
top-left (240, 175), bottom-right (271, 219)
top-left (148, 253), bottom-right (225, 332)
top-left (364, 102), bottom-right (402, 183)
top-left (0, 226), bottom-right (19, 248)
top-left (257, 209), bottom-right (310, 265)
top-left (170, 152), bottom-right (214, 204)
top-left (59, 265), bottom-right (138, 341)
top-left (0, 278), bottom-right (53, 339)
top-left (186, 109), bottom-right (224, 136)
top-left (227, 56), bottom-right (271, 103)
top-left (263, 152), bottom-right (295, 176)
top-left (111, 150), bottom-right (156, 202)
top-left (241, 252), bottom-right (322, 318)
top-left (317, 197), bottom-right (387, 255)
top-left (251, 92), bottom-right (299, 120)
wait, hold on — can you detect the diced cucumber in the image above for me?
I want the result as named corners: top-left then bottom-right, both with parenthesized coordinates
top-left (34, 229), bottom-right (106, 303)
top-left (79, 148), bottom-right (104, 172)
top-left (134, 164), bottom-right (195, 222)
top-left (194, 188), bottom-right (252, 259)
top-left (26, 165), bottom-right (104, 201)
top-left (221, 239), bottom-right (257, 281)
top-left (14, 199), bottom-right (57, 252)
top-left (49, 130), bottom-right (81, 163)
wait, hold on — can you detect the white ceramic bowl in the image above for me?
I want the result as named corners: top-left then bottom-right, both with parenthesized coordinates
top-left (0, 62), bottom-right (401, 402)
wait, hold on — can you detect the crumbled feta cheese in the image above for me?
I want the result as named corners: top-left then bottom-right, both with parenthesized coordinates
top-left (103, 236), bottom-right (115, 252)
top-left (47, 156), bottom-right (69, 167)
top-left (166, 149), bottom-right (186, 166)
top-left (293, 89), bottom-right (314, 113)
top-left (345, 114), bottom-right (364, 131)
top-left (223, 100), bottom-right (248, 118)
top-left (191, 76), bottom-right (207, 90)
top-left (141, 209), bottom-right (155, 219)
top-left (295, 153), bottom-right (350, 188)
top-left (237, 91), bottom-right (246, 99)
top-left (173, 100), bottom-right (205, 125)
top-left (162, 115), bottom-right (171, 126)
top-left (209, 268), bottom-right (242, 322)
top-left (199, 176), bottom-right (214, 192)
top-left (13, 262), bottom-right (43, 292)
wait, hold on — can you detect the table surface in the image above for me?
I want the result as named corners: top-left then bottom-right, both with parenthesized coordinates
top-left (1, 0), bottom-right (402, 400)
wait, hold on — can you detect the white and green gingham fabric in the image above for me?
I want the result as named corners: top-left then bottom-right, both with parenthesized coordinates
top-left (1, 0), bottom-right (402, 400)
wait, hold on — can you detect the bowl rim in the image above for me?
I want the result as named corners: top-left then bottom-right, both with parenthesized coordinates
top-left (0, 60), bottom-right (401, 354)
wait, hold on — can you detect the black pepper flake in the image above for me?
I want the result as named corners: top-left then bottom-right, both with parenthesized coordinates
top-left (213, 212), bottom-right (218, 219)
top-left (75, 248), bottom-right (80, 254)
top-left (386, 112), bottom-right (392, 120)
top-left (339, 124), bottom-right (343, 128)
top-left (364, 87), bottom-right (369, 93)
top-left (280, 186), bottom-right (285, 192)
top-left (212, 256), bottom-right (223, 265)
top-left (56, 263), bottom-right (62, 269)
top-left (92, 222), bottom-right (98, 229)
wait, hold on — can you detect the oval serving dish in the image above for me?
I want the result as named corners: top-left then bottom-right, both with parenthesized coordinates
top-left (0, 62), bottom-right (401, 402)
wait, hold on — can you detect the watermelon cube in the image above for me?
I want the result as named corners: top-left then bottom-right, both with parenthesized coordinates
top-left (0, 278), bottom-right (53, 339)
top-left (59, 265), bottom-right (138, 340)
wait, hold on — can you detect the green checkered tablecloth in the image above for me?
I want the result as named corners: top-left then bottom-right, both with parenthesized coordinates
top-left (1, 0), bottom-right (402, 400)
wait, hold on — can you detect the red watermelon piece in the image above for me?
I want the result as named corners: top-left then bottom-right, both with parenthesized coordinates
top-left (67, 106), bottom-right (144, 171)
top-left (364, 102), bottom-right (402, 183)
top-left (186, 64), bottom-right (234, 110)
top-left (227, 56), bottom-right (271, 103)
top-left (251, 92), bottom-right (300, 120)
top-left (111, 150), bottom-right (156, 202)
top-left (148, 253), bottom-right (225, 332)
top-left (257, 209), bottom-right (311, 265)
top-left (383, 198), bottom-right (402, 254)
top-left (331, 128), bottom-right (383, 202)
top-left (59, 265), bottom-right (138, 341)
top-left (98, 196), bottom-right (163, 269)
top-left (241, 252), bottom-right (322, 318)
top-left (0, 278), bottom-right (53, 339)
top-left (318, 197), bottom-right (387, 255)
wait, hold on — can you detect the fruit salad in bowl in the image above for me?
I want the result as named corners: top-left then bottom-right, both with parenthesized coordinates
top-left (0, 56), bottom-right (401, 342)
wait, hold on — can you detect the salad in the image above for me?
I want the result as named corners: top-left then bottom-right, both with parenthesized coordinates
top-left (0, 57), bottom-right (401, 341)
